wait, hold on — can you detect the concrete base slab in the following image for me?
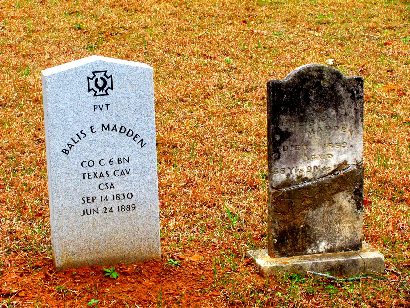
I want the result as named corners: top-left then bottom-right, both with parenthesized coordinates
top-left (247, 242), bottom-right (384, 277)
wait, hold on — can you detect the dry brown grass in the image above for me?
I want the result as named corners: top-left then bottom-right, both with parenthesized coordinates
top-left (0, 0), bottom-right (409, 306)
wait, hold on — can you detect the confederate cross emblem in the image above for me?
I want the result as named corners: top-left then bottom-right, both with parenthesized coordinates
top-left (87, 71), bottom-right (113, 96)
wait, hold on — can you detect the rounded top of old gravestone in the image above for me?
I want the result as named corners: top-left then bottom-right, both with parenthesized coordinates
top-left (42, 55), bottom-right (152, 76)
top-left (267, 64), bottom-right (363, 122)
top-left (270, 64), bottom-right (363, 95)
top-left (284, 64), bottom-right (343, 80)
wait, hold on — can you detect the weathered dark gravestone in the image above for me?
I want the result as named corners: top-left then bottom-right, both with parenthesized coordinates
top-left (248, 64), bottom-right (384, 276)
top-left (42, 56), bottom-right (160, 269)
top-left (267, 64), bottom-right (364, 256)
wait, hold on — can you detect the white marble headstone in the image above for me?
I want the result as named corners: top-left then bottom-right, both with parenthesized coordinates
top-left (42, 56), bottom-right (160, 269)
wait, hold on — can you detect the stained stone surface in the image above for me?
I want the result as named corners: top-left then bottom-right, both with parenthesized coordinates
top-left (267, 64), bottom-right (364, 257)
top-left (42, 56), bottom-right (160, 269)
top-left (247, 243), bottom-right (385, 277)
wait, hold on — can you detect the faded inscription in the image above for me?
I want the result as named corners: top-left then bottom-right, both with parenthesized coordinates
top-left (269, 92), bottom-right (363, 188)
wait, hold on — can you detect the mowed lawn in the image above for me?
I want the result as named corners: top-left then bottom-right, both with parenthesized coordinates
top-left (0, 0), bottom-right (409, 306)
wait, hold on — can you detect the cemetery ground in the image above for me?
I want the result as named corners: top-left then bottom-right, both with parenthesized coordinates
top-left (0, 0), bottom-right (408, 306)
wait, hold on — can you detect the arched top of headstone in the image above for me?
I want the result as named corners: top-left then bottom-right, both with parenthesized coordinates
top-left (268, 64), bottom-right (363, 119)
top-left (42, 55), bottom-right (152, 76)
top-left (283, 63), bottom-right (344, 82)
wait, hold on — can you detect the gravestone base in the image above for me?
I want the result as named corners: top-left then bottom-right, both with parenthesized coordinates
top-left (247, 242), bottom-right (384, 277)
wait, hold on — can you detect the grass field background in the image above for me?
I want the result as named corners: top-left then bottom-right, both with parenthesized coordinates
top-left (0, 0), bottom-right (409, 306)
